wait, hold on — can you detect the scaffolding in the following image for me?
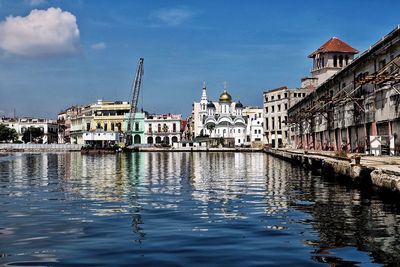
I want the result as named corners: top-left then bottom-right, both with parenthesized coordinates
top-left (289, 54), bottom-right (400, 150)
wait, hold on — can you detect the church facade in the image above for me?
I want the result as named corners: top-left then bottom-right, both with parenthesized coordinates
top-left (192, 82), bottom-right (248, 146)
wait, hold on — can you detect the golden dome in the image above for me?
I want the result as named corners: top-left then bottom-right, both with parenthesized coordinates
top-left (219, 89), bottom-right (232, 103)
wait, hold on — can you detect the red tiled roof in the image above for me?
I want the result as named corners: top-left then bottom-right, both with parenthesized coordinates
top-left (308, 37), bottom-right (359, 58)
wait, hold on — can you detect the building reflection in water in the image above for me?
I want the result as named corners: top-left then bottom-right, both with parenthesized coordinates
top-left (2, 152), bottom-right (400, 265)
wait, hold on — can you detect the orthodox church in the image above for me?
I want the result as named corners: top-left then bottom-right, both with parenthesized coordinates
top-left (192, 82), bottom-right (247, 146)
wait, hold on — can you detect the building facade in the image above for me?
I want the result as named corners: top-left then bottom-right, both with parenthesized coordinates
top-left (288, 26), bottom-right (400, 155)
top-left (263, 86), bottom-right (313, 148)
top-left (0, 117), bottom-right (58, 143)
top-left (124, 112), bottom-right (145, 145)
top-left (57, 106), bottom-right (81, 144)
top-left (144, 114), bottom-right (182, 145)
top-left (192, 82), bottom-right (253, 146)
top-left (243, 107), bottom-right (264, 144)
top-left (70, 100), bottom-right (130, 144)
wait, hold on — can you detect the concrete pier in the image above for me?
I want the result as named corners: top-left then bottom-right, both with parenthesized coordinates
top-left (265, 148), bottom-right (400, 193)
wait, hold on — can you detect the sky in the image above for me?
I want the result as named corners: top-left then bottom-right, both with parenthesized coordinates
top-left (0, 0), bottom-right (399, 118)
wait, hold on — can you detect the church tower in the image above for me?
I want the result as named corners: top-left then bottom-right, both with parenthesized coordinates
top-left (199, 81), bottom-right (208, 128)
top-left (219, 82), bottom-right (232, 115)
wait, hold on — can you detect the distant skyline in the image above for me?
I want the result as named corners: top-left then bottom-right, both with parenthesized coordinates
top-left (0, 0), bottom-right (399, 118)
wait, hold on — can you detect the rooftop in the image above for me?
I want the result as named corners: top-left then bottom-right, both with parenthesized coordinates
top-left (308, 37), bottom-right (359, 58)
top-left (263, 86), bottom-right (288, 94)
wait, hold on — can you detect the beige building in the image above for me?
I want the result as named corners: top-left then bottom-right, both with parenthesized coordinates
top-left (263, 86), bottom-right (313, 148)
top-left (70, 100), bottom-right (130, 144)
top-left (57, 106), bottom-right (81, 143)
top-left (289, 26), bottom-right (400, 155)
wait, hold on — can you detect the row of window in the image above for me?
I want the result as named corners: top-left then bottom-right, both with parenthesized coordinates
top-left (264, 92), bottom-right (306, 102)
top-left (148, 123), bottom-right (178, 133)
top-left (21, 126), bottom-right (46, 133)
top-left (265, 116), bottom-right (288, 130)
top-left (314, 55), bottom-right (350, 69)
top-left (215, 128), bottom-right (242, 134)
top-left (293, 92), bottom-right (306, 98)
top-left (95, 122), bottom-right (122, 132)
top-left (254, 129), bottom-right (262, 134)
top-left (264, 92), bottom-right (288, 102)
top-left (265, 103), bottom-right (288, 113)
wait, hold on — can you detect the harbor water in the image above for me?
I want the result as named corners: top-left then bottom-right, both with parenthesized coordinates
top-left (1, 152), bottom-right (400, 266)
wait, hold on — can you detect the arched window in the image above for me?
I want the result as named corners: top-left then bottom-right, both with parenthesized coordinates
top-left (134, 134), bottom-right (141, 144)
top-left (158, 124), bottom-right (161, 132)
top-left (164, 136), bottom-right (170, 145)
top-left (155, 136), bottom-right (162, 143)
top-left (339, 55), bottom-right (343, 67)
top-left (333, 55), bottom-right (338, 67)
top-left (111, 123), bottom-right (115, 131)
top-left (135, 122), bottom-right (139, 131)
top-left (147, 136), bottom-right (153, 144)
top-left (321, 57), bottom-right (324, 68)
top-left (345, 55), bottom-right (349, 65)
top-left (172, 136), bottom-right (178, 143)
top-left (173, 123), bottom-right (176, 132)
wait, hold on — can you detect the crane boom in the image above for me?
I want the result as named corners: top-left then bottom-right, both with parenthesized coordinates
top-left (126, 58), bottom-right (144, 145)
top-left (130, 58), bottom-right (144, 115)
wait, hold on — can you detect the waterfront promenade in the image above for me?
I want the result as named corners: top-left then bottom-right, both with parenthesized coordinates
top-left (266, 148), bottom-right (400, 193)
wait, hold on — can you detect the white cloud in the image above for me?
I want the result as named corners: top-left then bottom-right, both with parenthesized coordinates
top-left (28, 0), bottom-right (47, 6)
top-left (151, 7), bottom-right (195, 26)
top-left (0, 7), bottom-right (80, 57)
top-left (91, 42), bottom-right (106, 50)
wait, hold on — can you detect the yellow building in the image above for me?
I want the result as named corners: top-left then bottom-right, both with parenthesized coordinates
top-left (70, 100), bottom-right (130, 144)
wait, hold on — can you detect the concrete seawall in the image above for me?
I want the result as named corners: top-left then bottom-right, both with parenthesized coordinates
top-left (136, 146), bottom-right (263, 152)
top-left (265, 148), bottom-right (400, 193)
top-left (0, 143), bottom-right (81, 152)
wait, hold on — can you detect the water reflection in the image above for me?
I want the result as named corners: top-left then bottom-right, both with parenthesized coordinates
top-left (1, 152), bottom-right (400, 266)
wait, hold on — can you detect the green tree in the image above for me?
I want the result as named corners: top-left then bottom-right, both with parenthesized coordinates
top-left (22, 127), bottom-right (44, 143)
top-left (0, 124), bottom-right (18, 143)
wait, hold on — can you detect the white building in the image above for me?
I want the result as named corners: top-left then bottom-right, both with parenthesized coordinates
top-left (243, 107), bottom-right (264, 144)
top-left (144, 114), bottom-right (182, 145)
top-left (0, 117), bottom-right (58, 143)
top-left (192, 82), bottom-right (248, 146)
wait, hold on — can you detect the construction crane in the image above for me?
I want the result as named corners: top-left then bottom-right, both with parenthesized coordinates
top-left (126, 58), bottom-right (144, 146)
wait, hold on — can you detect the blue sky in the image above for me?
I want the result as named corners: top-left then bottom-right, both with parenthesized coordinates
top-left (0, 0), bottom-right (399, 118)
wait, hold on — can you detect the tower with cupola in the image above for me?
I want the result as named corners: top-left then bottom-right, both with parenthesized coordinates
top-left (308, 37), bottom-right (358, 85)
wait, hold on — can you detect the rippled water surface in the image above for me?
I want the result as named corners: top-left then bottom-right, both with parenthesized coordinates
top-left (1, 152), bottom-right (400, 266)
